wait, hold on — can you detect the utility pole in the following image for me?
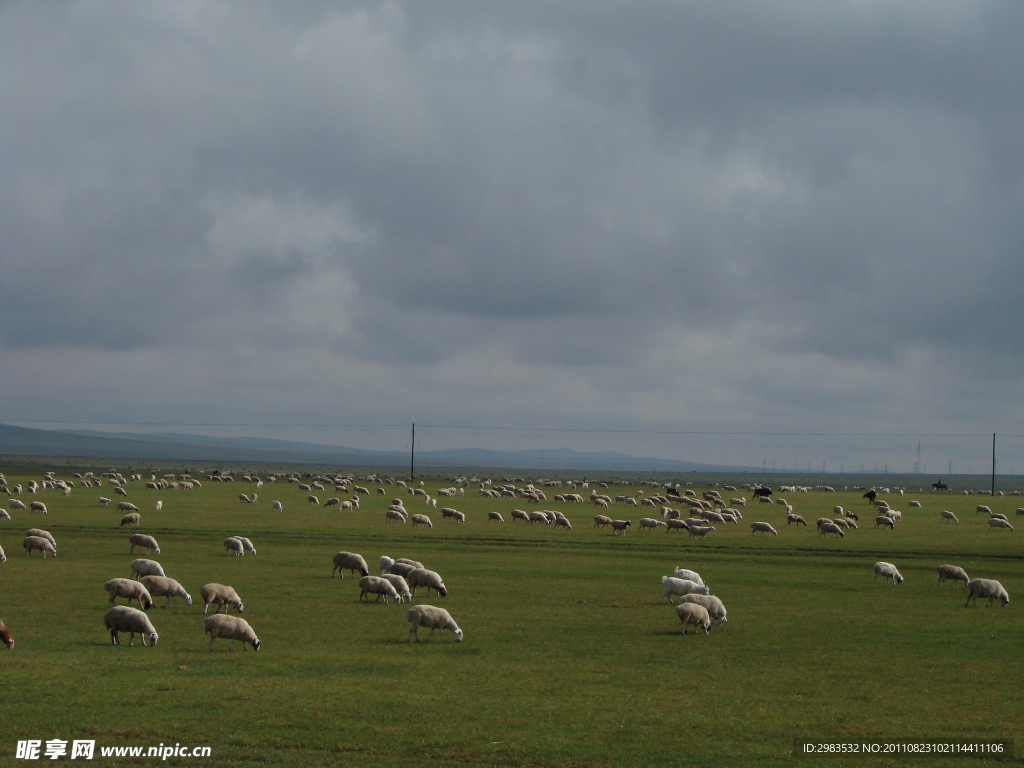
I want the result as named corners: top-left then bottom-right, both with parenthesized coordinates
top-left (410, 423), bottom-right (415, 481)
top-left (991, 433), bottom-right (996, 497)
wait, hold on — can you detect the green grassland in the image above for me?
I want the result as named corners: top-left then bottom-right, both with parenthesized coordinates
top-left (0, 469), bottom-right (1021, 767)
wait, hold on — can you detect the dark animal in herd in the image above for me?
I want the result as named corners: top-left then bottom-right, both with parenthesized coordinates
top-left (863, 489), bottom-right (877, 504)
top-left (931, 480), bottom-right (949, 491)
top-left (752, 486), bottom-right (772, 500)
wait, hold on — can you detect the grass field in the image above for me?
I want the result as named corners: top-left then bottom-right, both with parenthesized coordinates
top-left (0, 467), bottom-right (1021, 767)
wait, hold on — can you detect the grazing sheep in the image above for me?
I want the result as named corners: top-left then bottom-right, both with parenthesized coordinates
top-left (660, 576), bottom-right (710, 602)
top-left (787, 513), bottom-right (807, 526)
top-left (487, 511), bottom-right (504, 523)
top-left (8, 500), bottom-right (26, 510)
top-left (639, 517), bottom-right (667, 531)
top-left (155, 500), bottom-right (162, 511)
top-left (941, 510), bottom-right (959, 524)
top-left (666, 518), bottom-right (689, 531)
top-left (98, 497), bottom-right (112, 506)
top-left (818, 522), bottom-right (845, 538)
top-left (511, 509), bottom-right (530, 522)
top-left (675, 602), bottom-right (711, 635)
top-left (129, 559), bottom-right (164, 580)
top-left (234, 536), bottom-right (256, 555)
top-left (1017, 508), bottom-right (1024, 517)
top-left (610, 519), bottom-right (632, 535)
top-left (384, 509), bottom-right (407, 524)
top-left (673, 568), bottom-right (705, 587)
top-left (407, 568), bottom-right (448, 597)
top-left (394, 558), bottom-right (424, 568)
top-left (271, 500), bottom-right (283, 512)
top-left (407, 605), bottom-right (463, 643)
top-left (129, 534), bottom-right (160, 555)
top-left (554, 516), bottom-right (573, 530)
top-left (990, 513), bottom-right (1008, 521)
top-left (23, 536), bottom-right (56, 557)
top-left (307, 495), bottom-right (319, 506)
top-left (593, 514), bottom-right (613, 528)
top-left (120, 512), bottom-right (141, 527)
top-left (909, 500), bottom-right (922, 508)
top-left (26, 528), bottom-right (55, 546)
top-left (964, 578), bottom-right (1010, 608)
top-left (104, 578), bottom-right (155, 609)
top-left (0, 619), bottom-right (12, 649)
top-left (140, 575), bottom-right (193, 607)
top-left (358, 576), bottom-right (401, 604)
top-left (388, 562), bottom-right (418, 579)
top-left (331, 552), bottom-right (370, 579)
top-left (678, 594), bottom-right (727, 628)
top-left (223, 537), bottom-right (244, 556)
top-left (0, 543), bottom-right (5, 563)
top-left (936, 565), bottom-right (970, 588)
top-left (873, 562), bottom-right (904, 584)
top-left (104, 606), bottom-right (158, 647)
top-left (988, 518), bottom-right (1014, 532)
top-left (29, 501), bottom-right (47, 514)
top-left (688, 525), bottom-right (715, 539)
top-left (381, 573), bottom-right (412, 602)
top-left (201, 583), bottom-right (244, 614)
top-left (874, 516), bottom-right (896, 529)
top-left (116, 501), bottom-right (139, 513)
top-left (750, 522), bottom-right (778, 536)
top-left (204, 614), bottom-right (260, 651)
top-left (411, 514), bottom-right (433, 528)
top-left (976, 505), bottom-right (992, 515)
top-left (833, 506), bottom-right (844, 517)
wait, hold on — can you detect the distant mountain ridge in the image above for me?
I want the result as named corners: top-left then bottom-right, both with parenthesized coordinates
top-left (0, 422), bottom-right (759, 472)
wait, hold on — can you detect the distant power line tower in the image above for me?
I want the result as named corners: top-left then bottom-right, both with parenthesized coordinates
top-left (914, 440), bottom-right (922, 474)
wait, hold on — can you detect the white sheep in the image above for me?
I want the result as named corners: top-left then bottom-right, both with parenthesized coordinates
top-left (385, 509), bottom-right (407, 523)
top-left (129, 534), bottom-right (160, 555)
top-left (988, 518), bottom-right (1014, 532)
top-left (8, 500), bottom-right (26, 510)
top-left (29, 501), bottom-right (47, 514)
top-left (155, 500), bottom-right (163, 511)
top-left (234, 536), bottom-right (256, 555)
top-left (116, 501), bottom-right (139, 513)
top-left (332, 552), bottom-right (370, 579)
top-left (818, 522), bottom-right (845, 538)
top-left (358, 575), bottom-right (401, 604)
top-left (394, 558), bottom-right (423, 568)
top-left (873, 516), bottom-right (896, 529)
top-left (411, 514), bottom-right (433, 528)
top-left (407, 605), bottom-right (463, 643)
top-left (677, 594), bottom-right (727, 628)
top-left (120, 512), bottom-right (141, 527)
top-left (940, 510), bottom-right (959, 524)
top-left (554, 516), bottom-right (572, 530)
top-left (271, 500), bottom-right (283, 512)
top-left (204, 614), bottom-right (260, 651)
top-left (26, 528), bottom-right (56, 546)
top-left (130, 559), bottom-right (164, 580)
top-left (104, 578), bottom-right (155, 610)
top-left (750, 522), bottom-right (777, 536)
top-left (407, 568), bottom-right (448, 597)
top-left (688, 525), bottom-right (715, 539)
top-left (936, 565), bottom-right (970, 588)
top-left (201, 583), bottom-right (244, 614)
top-left (140, 575), bottom-right (192, 607)
top-left (23, 536), bottom-right (56, 557)
top-left (381, 573), bottom-right (412, 602)
top-left (909, 500), bottom-right (922, 508)
top-left (660, 576), bottom-right (710, 603)
top-left (223, 537), bottom-right (244, 556)
top-left (511, 509), bottom-right (530, 522)
top-left (388, 562), bottom-right (418, 579)
top-left (964, 578), bottom-right (1009, 607)
top-left (488, 511), bottom-right (504, 523)
top-left (639, 517), bottom-right (667, 531)
top-left (0, 543), bottom-right (5, 563)
top-left (675, 602), bottom-right (711, 635)
top-left (873, 562), bottom-right (904, 584)
top-left (976, 504), bottom-right (992, 515)
top-left (307, 495), bottom-right (319, 506)
top-left (104, 606), bottom-right (158, 647)
top-left (379, 555), bottom-right (395, 575)
top-left (98, 497), bottom-right (112, 506)
top-left (673, 568), bottom-right (705, 587)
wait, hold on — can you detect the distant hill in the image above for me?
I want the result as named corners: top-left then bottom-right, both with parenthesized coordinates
top-left (0, 423), bottom-right (760, 473)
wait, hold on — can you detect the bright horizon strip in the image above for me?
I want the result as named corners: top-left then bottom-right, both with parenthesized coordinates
top-left (1, 419), bottom-right (1021, 438)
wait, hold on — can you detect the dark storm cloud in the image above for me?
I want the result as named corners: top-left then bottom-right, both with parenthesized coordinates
top-left (1, 1), bottom-right (1022, 468)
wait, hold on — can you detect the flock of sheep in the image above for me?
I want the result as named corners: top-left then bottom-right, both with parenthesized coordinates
top-left (0, 469), bottom-right (1016, 652)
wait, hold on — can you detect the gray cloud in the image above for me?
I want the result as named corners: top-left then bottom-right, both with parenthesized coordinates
top-left (1, 1), bottom-right (1023, 470)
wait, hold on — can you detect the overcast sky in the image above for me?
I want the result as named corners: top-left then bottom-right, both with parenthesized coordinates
top-left (2, 1), bottom-right (1023, 473)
